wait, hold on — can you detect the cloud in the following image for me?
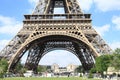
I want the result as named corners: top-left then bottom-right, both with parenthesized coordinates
top-left (109, 42), bottom-right (120, 50)
top-left (28, 0), bottom-right (38, 4)
top-left (0, 15), bottom-right (22, 51)
top-left (0, 15), bottom-right (22, 35)
top-left (0, 15), bottom-right (15, 25)
top-left (0, 40), bottom-right (10, 51)
top-left (112, 15), bottom-right (120, 30)
top-left (27, 0), bottom-right (39, 13)
top-left (94, 24), bottom-right (110, 36)
top-left (28, 0), bottom-right (39, 6)
top-left (78, 0), bottom-right (93, 11)
top-left (94, 0), bottom-right (120, 12)
top-left (0, 24), bottom-right (22, 35)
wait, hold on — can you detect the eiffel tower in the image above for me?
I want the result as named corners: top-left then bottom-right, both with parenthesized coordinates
top-left (0, 0), bottom-right (112, 72)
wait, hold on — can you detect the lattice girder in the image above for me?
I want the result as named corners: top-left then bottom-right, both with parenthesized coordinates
top-left (16, 36), bottom-right (95, 71)
top-left (33, 0), bottom-right (82, 14)
top-left (86, 34), bottom-right (112, 54)
top-left (0, 0), bottom-right (112, 72)
top-left (0, 32), bottom-right (29, 60)
top-left (8, 31), bottom-right (99, 70)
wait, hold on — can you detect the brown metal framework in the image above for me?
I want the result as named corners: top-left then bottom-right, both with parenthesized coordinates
top-left (0, 0), bottom-right (112, 72)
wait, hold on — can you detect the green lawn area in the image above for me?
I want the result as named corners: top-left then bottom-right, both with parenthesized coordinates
top-left (0, 77), bottom-right (101, 80)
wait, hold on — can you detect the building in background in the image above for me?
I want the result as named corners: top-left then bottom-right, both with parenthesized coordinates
top-left (51, 63), bottom-right (59, 73)
top-left (51, 63), bottom-right (79, 74)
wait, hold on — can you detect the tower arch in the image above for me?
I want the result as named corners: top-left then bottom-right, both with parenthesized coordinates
top-left (9, 34), bottom-right (97, 71)
top-left (0, 0), bottom-right (112, 72)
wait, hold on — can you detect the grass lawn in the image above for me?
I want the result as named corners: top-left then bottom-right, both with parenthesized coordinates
top-left (0, 77), bottom-right (101, 80)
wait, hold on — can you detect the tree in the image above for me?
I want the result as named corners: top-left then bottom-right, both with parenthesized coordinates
top-left (88, 72), bottom-right (93, 78)
top-left (110, 48), bottom-right (120, 72)
top-left (95, 54), bottom-right (112, 74)
top-left (75, 66), bottom-right (84, 73)
top-left (113, 48), bottom-right (120, 54)
top-left (14, 61), bottom-right (27, 76)
top-left (90, 67), bottom-right (96, 73)
top-left (110, 54), bottom-right (120, 71)
top-left (14, 61), bottom-right (23, 73)
top-left (110, 48), bottom-right (120, 79)
top-left (37, 65), bottom-right (47, 73)
top-left (0, 58), bottom-right (8, 78)
top-left (111, 48), bottom-right (120, 70)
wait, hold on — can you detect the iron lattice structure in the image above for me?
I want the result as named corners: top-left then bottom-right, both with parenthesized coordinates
top-left (0, 0), bottom-right (112, 72)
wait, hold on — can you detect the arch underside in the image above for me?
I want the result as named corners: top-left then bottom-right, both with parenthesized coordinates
top-left (10, 35), bottom-right (95, 72)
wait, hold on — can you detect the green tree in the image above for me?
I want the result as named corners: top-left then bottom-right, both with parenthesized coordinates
top-left (14, 61), bottom-right (27, 76)
top-left (110, 48), bottom-right (120, 71)
top-left (20, 67), bottom-right (27, 74)
top-left (14, 61), bottom-right (23, 73)
top-left (95, 54), bottom-right (112, 74)
top-left (110, 48), bottom-right (120, 79)
top-left (75, 66), bottom-right (84, 73)
top-left (37, 65), bottom-right (47, 73)
top-left (0, 58), bottom-right (8, 78)
top-left (90, 67), bottom-right (96, 73)
top-left (110, 54), bottom-right (120, 70)
top-left (88, 72), bottom-right (93, 78)
top-left (113, 48), bottom-right (120, 54)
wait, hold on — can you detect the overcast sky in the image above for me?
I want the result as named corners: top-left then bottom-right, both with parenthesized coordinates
top-left (0, 0), bottom-right (120, 67)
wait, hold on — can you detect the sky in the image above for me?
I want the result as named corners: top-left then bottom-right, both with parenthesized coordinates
top-left (0, 0), bottom-right (120, 67)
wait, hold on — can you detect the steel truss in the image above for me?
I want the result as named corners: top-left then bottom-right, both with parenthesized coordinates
top-left (24, 37), bottom-right (95, 71)
top-left (0, 0), bottom-right (112, 72)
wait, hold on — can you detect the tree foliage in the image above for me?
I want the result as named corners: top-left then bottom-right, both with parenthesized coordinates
top-left (15, 61), bottom-right (23, 72)
top-left (90, 68), bottom-right (96, 73)
top-left (94, 48), bottom-right (120, 74)
top-left (95, 54), bottom-right (113, 74)
top-left (0, 58), bottom-right (8, 78)
top-left (113, 48), bottom-right (120, 54)
top-left (75, 66), bottom-right (84, 73)
top-left (14, 61), bottom-right (27, 75)
top-left (88, 72), bottom-right (93, 78)
top-left (110, 48), bottom-right (120, 71)
top-left (37, 65), bottom-right (47, 73)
